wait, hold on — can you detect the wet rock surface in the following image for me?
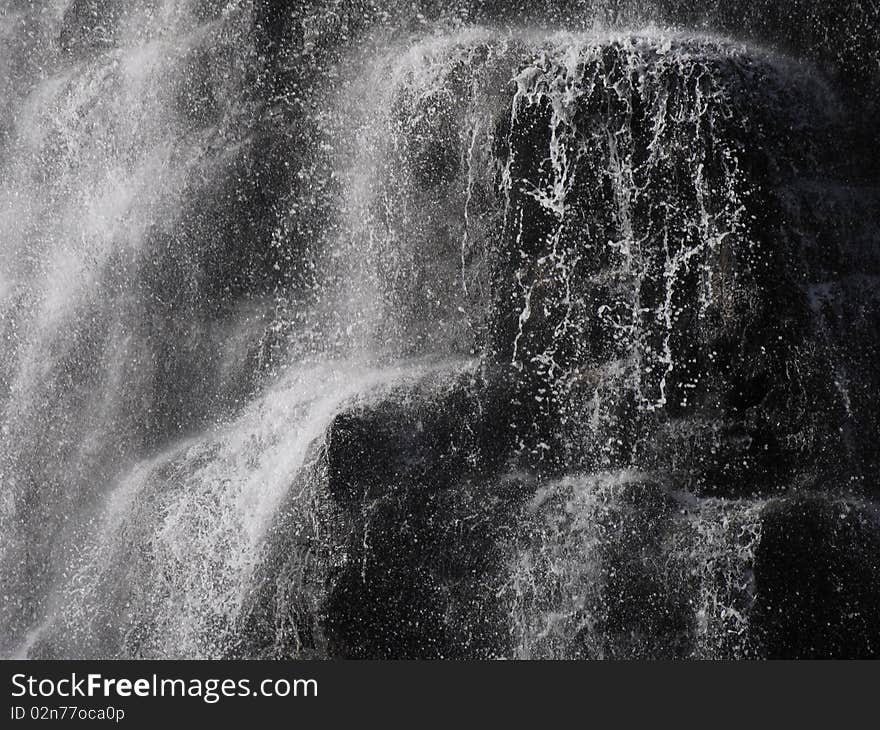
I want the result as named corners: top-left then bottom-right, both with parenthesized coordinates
top-left (752, 498), bottom-right (880, 659)
top-left (313, 35), bottom-right (880, 658)
top-left (2, 4), bottom-right (879, 659)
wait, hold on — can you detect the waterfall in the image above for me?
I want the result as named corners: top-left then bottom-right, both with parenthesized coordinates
top-left (1, 1), bottom-right (879, 659)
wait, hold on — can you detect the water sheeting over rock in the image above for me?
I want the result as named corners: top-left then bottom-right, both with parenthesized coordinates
top-left (1, 3), bottom-right (878, 659)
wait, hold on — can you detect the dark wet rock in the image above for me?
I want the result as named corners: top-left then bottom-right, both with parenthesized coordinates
top-left (315, 35), bottom-right (880, 658)
top-left (585, 483), bottom-right (695, 659)
top-left (321, 368), bottom-right (529, 658)
top-left (373, 35), bottom-right (880, 494)
top-left (4, 1), bottom-right (880, 660)
top-left (323, 480), bottom-right (515, 659)
top-left (325, 365), bottom-right (532, 508)
top-left (325, 375), bottom-right (482, 508)
top-left (479, 39), bottom-right (879, 495)
top-left (752, 497), bottom-right (880, 659)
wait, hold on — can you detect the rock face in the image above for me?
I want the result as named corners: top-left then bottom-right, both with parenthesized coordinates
top-left (487, 38), bottom-right (878, 492)
top-left (753, 498), bottom-right (880, 659)
top-left (3, 5), bottom-right (879, 660)
top-left (311, 34), bottom-right (880, 659)
top-left (321, 368), bottom-right (517, 659)
top-left (357, 33), bottom-right (880, 489)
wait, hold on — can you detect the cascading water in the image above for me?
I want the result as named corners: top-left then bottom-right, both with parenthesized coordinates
top-left (1, 1), bottom-right (879, 660)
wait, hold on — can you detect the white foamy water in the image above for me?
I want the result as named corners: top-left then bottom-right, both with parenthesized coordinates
top-left (19, 357), bottom-right (463, 658)
top-left (2, 3), bottom-right (878, 659)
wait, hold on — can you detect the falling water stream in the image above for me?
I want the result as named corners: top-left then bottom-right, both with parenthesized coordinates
top-left (1, 1), bottom-right (879, 659)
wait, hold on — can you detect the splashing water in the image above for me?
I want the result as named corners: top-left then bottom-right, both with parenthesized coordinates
top-left (2, 3), bottom-right (879, 658)
top-left (18, 357), bottom-right (469, 658)
top-left (502, 472), bottom-right (766, 659)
